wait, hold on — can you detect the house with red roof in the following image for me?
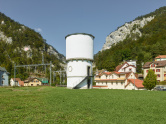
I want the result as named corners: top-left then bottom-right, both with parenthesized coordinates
top-left (155, 55), bottom-right (166, 61)
top-left (115, 62), bottom-right (136, 73)
top-left (10, 78), bottom-right (24, 86)
top-left (94, 61), bottom-right (144, 90)
top-left (143, 60), bottom-right (166, 82)
top-left (95, 71), bottom-right (144, 90)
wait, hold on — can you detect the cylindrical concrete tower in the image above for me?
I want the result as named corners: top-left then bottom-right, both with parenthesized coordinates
top-left (66, 33), bottom-right (95, 89)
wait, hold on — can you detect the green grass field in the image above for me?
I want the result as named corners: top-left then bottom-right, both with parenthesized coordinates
top-left (0, 87), bottom-right (166, 124)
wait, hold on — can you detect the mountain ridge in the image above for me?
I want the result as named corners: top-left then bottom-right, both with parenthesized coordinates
top-left (95, 6), bottom-right (166, 72)
top-left (0, 12), bottom-right (65, 80)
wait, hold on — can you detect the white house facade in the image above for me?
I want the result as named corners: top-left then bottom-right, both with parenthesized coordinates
top-left (95, 71), bottom-right (144, 90)
top-left (115, 62), bottom-right (136, 73)
top-left (143, 60), bottom-right (166, 82)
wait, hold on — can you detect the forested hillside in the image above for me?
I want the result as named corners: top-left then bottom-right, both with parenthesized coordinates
top-left (0, 12), bottom-right (65, 80)
top-left (94, 6), bottom-right (166, 73)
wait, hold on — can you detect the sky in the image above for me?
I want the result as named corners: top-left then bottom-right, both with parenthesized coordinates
top-left (0, 0), bottom-right (166, 56)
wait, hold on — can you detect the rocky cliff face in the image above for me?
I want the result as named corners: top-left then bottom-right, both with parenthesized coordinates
top-left (101, 16), bottom-right (155, 51)
top-left (0, 31), bottom-right (12, 44)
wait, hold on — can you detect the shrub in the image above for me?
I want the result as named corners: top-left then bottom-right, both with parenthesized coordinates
top-left (143, 69), bottom-right (157, 90)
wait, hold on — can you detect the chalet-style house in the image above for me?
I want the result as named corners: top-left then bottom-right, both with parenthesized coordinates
top-left (10, 78), bottom-right (24, 86)
top-left (94, 62), bottom-right (144, 90)
top-left (115, 61), bottom-right (136, 73)
top-left (125, 60), bottom-right (136, 67)
top-left (143, 60), bottom-right (166, 82)
top-left (155, 55), bottom-right (166, 61)
top-left (24, 77), bottom-right (48, 86)
top-left (95, 71), bottom-right (144, 90)
top-left (0, 66), bottom-right (9, 86)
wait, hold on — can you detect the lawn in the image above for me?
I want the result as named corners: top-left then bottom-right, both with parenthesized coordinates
top-left (0, 86), bottom-right (166, 124)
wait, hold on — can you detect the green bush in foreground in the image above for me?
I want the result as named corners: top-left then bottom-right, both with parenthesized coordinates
top-left (143, 69), bottom-right (157, 90)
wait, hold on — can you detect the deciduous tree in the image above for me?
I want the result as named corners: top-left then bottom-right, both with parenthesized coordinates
top-left (143, 69), bottom-right (157, 90)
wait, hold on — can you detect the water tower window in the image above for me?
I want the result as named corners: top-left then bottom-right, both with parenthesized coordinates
top-left (87, 66), bottom-right (90, 76)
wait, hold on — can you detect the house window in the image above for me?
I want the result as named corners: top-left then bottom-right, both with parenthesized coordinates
top-left (116, 82), bottom-right (118, 85)
top-left (151, 64), bottom-right (155, 67)
top-left (129, 68), bottom-right (132, 72)
top-left (2, 81), bottom-right (3, 84)
top-left (111, 82), bottom-right (113, 85)
top-left (157, 74), bottom-right (160, 77)
top-left (156, 69), bottom-right (160, 72)
top-left (146, 70), bottom-right (148, 73)
top-left (153, 69), bottom-right (155, 72)
top-left (164, 74), bottom-right (166, 77)
top-left (112, 75), bottom-right (114, 79)
top-left (31, 84), bottom-right (33, 86)
top-left (119, 75), bottom-right (120, 78)
top-left (121, 82), bottom-right (123, 85)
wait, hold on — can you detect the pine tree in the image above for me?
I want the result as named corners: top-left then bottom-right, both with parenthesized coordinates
top-left (143, 69), bottom-right (157, 90)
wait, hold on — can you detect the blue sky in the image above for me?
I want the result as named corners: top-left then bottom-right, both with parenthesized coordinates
top-left (0, 0), bottom-right (166, 56)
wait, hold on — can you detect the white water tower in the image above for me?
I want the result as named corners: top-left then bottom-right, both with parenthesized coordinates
top-left (65, 33), bottom-right (94, 89)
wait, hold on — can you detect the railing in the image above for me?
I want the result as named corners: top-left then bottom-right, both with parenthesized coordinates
top-left (72, 76), bottom-right (93, 89)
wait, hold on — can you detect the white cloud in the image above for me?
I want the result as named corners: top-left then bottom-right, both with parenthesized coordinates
top-left (35, 28), bottom-right (42, 33)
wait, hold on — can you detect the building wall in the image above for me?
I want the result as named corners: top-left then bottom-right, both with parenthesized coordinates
top-left (2, 72), bottom-right (8, 86)
top-left (108, 73), bottom-right (118, 79)
top-left (24, 79), bottom-right (42, 86)
top-left (119, 74), bottom-right (125, 79)
top-left (67, 60), bottom-right (93, 88)
top-left (96, 82), bottom-right (107, 86)
top-left (124, 66), bottom-right (136, 73)
top-left (155, 58), bottom-right (166, 61)
top-left (125, 82), bottom-right (138, 90)
top-left (95, 76), bottom-right (100, 80)
top-left (0, 71), bottom-right (2, 86)
top-left (118, 63), bottom-right (128, 72)
top-left (101, 75), bottom-right (107, 79)
top-left (0, 71), bottom-right (8, 86)
top-left (66, 34), bottom-right (94, 60)
top-left (127, 61), bottom-right (136, 67)
top-left (95, 72), bottom-right (142, 90)
top-left (107, 81), bottom-right (125, 89)
top-left (127, 72), bottom-right (136, 79)
top-left (24, 83), bottom-right (29, 86)
top-left (143, 65), bottom-right (166, 82)
top-left (10, 79), bottom-right (17, 86)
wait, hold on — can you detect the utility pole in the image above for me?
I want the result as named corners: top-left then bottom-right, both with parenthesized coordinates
top-left (60, 68), bottom-right (61, 86)
top-left (134, 73), bottom-right (135, 90)
top-left (14, 63), bottom-right (16, 86)
top-left (52, 69), bottom-right (66, 86)
top-left (14, 63), bottom-right (52, 86)
top-left (50, 61), bottom-right (52, 86)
